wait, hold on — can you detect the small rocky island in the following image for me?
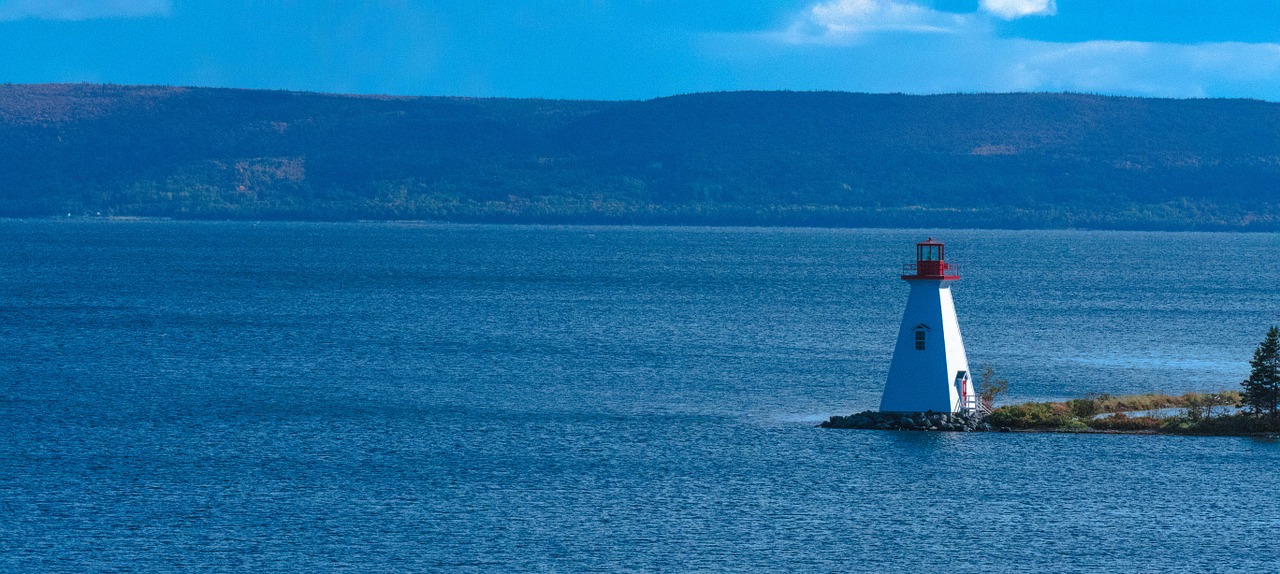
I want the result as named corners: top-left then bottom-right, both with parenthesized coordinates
top-left (821, 390), bottom-right (1280, 436)
top-left (822, 411), bottom-right (994, 432)
top-left (823, 327), bottom-right (1280, 437)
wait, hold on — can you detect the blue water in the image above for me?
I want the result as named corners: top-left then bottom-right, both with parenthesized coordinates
top-left (1, 220), bottom-right (1277, 572)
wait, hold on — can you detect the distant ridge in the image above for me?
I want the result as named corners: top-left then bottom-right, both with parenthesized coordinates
top-left (2, 83), bottom-right (1277, 230)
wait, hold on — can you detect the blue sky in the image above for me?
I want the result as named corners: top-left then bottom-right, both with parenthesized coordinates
top-left (3, 0), bottom-right (1280, 100)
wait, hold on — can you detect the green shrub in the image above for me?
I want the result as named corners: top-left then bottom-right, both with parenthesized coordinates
top-left (1163, 413), bottom-right (1280, 435)
top-left (987, 402), bottom-right (1074, 429)
top-left (1181, 393), bottom-right (1212, 420)
top-left (1058, 419), bottom-right (1090, 432)
top-left (1066, 398), bottom-right (1099, 419)
top-left (1159, 417), bottom-right (1197, 433)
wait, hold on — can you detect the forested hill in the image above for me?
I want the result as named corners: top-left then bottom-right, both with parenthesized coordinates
top-left (2, 83), bottom-right (1278, 230)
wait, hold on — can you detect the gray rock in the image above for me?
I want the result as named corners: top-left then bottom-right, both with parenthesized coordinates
top-left (820, 409), bottom-right (1001, 432)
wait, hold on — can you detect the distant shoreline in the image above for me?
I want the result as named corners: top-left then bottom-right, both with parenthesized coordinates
top-left (7, 215), bottom-right (1279, 234)
top-left (3, 85), bottom-right (1278, 232)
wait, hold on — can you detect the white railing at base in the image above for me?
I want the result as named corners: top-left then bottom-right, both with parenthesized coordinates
top-left (956, 394), bottom-right (992, 417)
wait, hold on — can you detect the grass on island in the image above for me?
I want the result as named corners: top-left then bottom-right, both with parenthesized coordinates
top-left (986, 327), bottom-right (1280, 436)
top-left (987, 390), bottom-right (1280, 435)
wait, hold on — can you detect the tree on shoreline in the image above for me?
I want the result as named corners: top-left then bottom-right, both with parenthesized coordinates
top-left (977, 364), bottom-right (1009, 413)
top-left (1241, 326), bottom-right (1280, 417)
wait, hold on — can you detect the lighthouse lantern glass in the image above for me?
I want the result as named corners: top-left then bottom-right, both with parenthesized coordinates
top-left (917, 244), bottom-right (941, 262)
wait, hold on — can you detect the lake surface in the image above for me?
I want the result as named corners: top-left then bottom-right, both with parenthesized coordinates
top-left (1, 220), bottom-right (1277, 572)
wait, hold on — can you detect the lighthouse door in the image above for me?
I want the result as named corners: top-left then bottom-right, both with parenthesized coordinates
top-left (953, 370), bottom-right (972, 413)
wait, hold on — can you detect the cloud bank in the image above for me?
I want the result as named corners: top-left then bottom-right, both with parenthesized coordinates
top-left (0, 0), bottom-right (171, 21)
top-left (708, 0), bottom-right (1280, 100)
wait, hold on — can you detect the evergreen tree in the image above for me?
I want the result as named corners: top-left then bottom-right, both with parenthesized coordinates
top-left (1241, 326), bottom-right (1280, 417)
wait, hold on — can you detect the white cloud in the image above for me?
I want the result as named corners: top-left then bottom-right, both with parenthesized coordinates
top-left (0, 0), bottom-right (171, 21)
top-left (768, 0), bottom-right (971, 45)
top-left (979, 0), bottom-right (1056, 20)
top-left (765, 0), bottom-right (1063, 45)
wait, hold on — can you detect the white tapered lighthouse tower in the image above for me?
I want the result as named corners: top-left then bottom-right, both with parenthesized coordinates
top-left (879, 239), bottom-right (974, 413)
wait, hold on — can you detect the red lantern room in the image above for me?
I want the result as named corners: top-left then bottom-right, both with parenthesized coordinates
top-left (901, 238), bottom-right (960, 281)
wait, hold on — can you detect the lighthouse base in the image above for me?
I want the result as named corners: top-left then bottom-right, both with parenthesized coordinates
top-left (822, 410), bottom-right (992, 432)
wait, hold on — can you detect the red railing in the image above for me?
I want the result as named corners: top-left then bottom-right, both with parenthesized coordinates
top-left (901, 261), bottom-right (960, 279)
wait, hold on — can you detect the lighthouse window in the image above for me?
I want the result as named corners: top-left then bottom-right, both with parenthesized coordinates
top-left (915, 330), bottom-right (926, 350)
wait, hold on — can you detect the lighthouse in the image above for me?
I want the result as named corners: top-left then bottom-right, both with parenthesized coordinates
top-left (879, 239), bottom-right (975, 414)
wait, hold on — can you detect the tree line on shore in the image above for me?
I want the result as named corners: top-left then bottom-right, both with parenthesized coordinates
top-left (2, 84), bottom-right (1279, 230)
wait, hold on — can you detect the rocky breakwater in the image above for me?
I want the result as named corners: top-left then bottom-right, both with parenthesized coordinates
top-left (821, 410), bottom-right (994, 432)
